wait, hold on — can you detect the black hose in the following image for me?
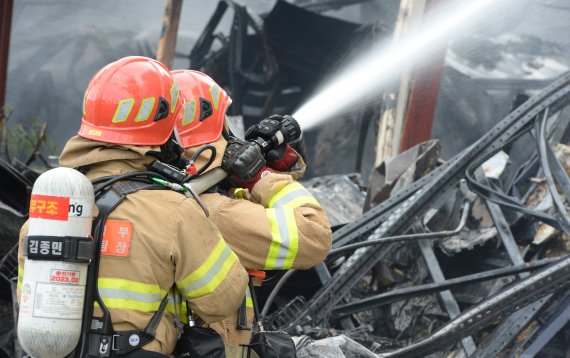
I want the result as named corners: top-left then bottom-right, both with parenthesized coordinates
top-left (185, 144), bottom-right (217, 182)
top-left (261, 269), bottom-right (297, 318)
top-left (93, 171), bottom-right (168, 195)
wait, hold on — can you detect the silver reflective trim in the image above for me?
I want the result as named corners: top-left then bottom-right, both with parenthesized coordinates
top-left (180, 245), bottom-right (232, 295)
top-left (271, 189), bottom-right (313, 208)
top-left (99, 287), bottom-right (162, 303)
top-left (210, 85), bottom-right (220, 110)
top-left (182, 100), bottom-right (196, 126)
top-left (112, 99), bottom-right (134, 123)
top-left (135, 97), bottom-right (155, 122)
top-left (170, 82), bottom-right (179, 113)
top-left (273, 208), bottom-right (291, 268)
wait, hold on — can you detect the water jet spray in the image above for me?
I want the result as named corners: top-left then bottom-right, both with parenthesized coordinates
top-left (292, 0), bottom-right (516, 131)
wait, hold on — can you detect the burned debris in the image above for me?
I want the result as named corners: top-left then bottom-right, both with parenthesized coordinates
top-left (188, 0), bottom-right (385, 127)
top-left (252, 71), bottom-right (570, 357)
top-left (2, 0), bottom-right (570, 357)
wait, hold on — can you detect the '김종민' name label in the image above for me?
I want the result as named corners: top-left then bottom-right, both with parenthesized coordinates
top-left (28, 238), bottom-right (64, 258)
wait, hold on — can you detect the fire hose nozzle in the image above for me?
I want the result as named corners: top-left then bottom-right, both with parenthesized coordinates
top-left (253, 115), bottom-right (301, 154)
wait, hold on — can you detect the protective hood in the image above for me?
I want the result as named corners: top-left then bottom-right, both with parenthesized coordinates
top-left (59, 135), bottom-right (159, 177)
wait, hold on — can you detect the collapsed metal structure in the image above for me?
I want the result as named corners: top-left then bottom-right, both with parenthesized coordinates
top-left (260, 72), bottom-right (570, 356)
top-left (2, 1), bottom-right (570, 357)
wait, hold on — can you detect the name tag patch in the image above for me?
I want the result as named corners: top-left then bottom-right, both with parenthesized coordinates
top-left (101, 220), bottom-right (133, 257)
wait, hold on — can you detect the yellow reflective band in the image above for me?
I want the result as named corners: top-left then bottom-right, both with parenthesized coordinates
top-left (234, 188), bottom-right (246, 199)
top-left (246, 287), bottom-right (253, 309)
top-left (178, 238), bottom-right (238, 299)
top-left (170, 82), bottom-right (179, 113)
top-left (82, 90), bottom-right (87, 116)
top-left (180, 297), bottom-right (189, 324)
top-left (280, 196), bottom-right (319, 209)
top-left (135, 97), bottom-right (156, 122)
top-left (98, 277), bottom-right (165, 295)
top-left (268, 182), bottom-right (320, 209)
top-left (264, 207), bottom-right (299, 270)
top-left (18, 265), bottom-right (23, 290)
top-left (209, 84), bottom-right (221, 110)
top-left (112, 98), bottom-right (135, 123)
top-left (166, 289), bottom-right (189, 324)
top-left (101, 298), bottom-right (162, 312)
top-left (97, 277), bottom-right (167, 313)
top-left (182, 100), bottom-right (196, 126)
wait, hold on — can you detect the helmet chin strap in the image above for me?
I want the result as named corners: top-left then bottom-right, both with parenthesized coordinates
top-left (151, 128), bottom-right (185, 165)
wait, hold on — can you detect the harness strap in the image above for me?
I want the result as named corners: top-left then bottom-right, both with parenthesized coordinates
top-left (236, 296), bottom-right (250, 330)
top-left (78, 180), bottom-right (169, 357)
top-left (108, 294), bottom-right (170, 355)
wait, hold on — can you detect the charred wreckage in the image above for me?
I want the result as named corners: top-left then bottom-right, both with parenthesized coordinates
top-left (2, 0), bottom-right (570, 357)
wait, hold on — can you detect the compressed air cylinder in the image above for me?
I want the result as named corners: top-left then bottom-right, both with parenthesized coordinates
top-left (18, 167), bottom-right (94, 358)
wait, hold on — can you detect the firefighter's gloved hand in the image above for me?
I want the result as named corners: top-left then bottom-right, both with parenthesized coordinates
top-left (245, 114), bottom-right (283, 141)
top-left (222, 138), bottom-right (269, 190)
top-left (245, 114), bottom-right (299, 171)
top-left (266, 144), bottom-right (299, 172)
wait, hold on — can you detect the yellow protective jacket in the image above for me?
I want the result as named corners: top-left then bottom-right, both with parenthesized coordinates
top-left (17, 136), bottom-right (249, 355)
top-left (186, 139), bottom-right (332, 346)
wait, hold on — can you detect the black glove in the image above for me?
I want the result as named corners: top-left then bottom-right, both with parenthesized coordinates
top-left (245, 114), bottom-right (284, 142)
top-left (245, 115), bottom-right (301, 169)
top-left (222, 138), bottom-right (266, 182)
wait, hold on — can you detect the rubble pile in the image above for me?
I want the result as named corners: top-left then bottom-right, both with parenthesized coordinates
top-left (258, 71), bottom-right (570, 357)
top-left (4, 78), bottom-right (570, 356)
top-left (2, 2), bottom-right (570, 356)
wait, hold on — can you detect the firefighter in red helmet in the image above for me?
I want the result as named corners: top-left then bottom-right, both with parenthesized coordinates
top-left (18, 57), bottom-right (248, 357)
top-left (173, 69), bottom-right (332, 356)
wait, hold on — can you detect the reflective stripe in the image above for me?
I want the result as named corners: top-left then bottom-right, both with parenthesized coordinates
top-left (82, 90), bottom-right (87, 116)
top-left (17, 265), bottom-right (23, 290)
top-left (166, 289), bottom-right (189, 324)
top-left (100, 298), bottom-right (161, 312)
top-left (180, 295), bottom-right (189, 324)
top-left (135, 97), bottom-right (155, 122)
top-left (268, 182), bottom-right (319, 209)
top-left (178, 238), bottom-right (238, 298)
top-left (112, 98), bottom-right (135, 123)
top-left (234, 188), bottom-right (246, 199)
top-left (166, 290), bottom-right (176, 314)
top-left (182, 100), bottom-right (196, 126)
top-left (98, 277), bottom-right (166, 312)
top-left (209, 84), bottom-right (220, 110)
top-left (170, 82), bottom-right (179, 113)
top-left (98, 288), bottom-right (161, 303)
top-left (245, 287), bottom-right (253, 309)
top-left (264, 207), bottom-right (299, 270)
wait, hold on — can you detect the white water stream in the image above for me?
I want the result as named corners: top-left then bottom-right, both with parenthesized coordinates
top-left (292, 0), bottom-right (516, 130)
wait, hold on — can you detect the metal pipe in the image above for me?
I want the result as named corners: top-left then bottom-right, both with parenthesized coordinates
top-left (327, 200), bottom-right (470, 257)
top-left (333, 256), bottom-right (560, 317)
top-left (0, 0), bottom-right (13, 109)
top-left (156, 0), bottom-right (183, 69)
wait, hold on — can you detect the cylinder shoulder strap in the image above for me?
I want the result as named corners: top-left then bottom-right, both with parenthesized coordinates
top-left (79, 180), bottom-right (169, 357)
